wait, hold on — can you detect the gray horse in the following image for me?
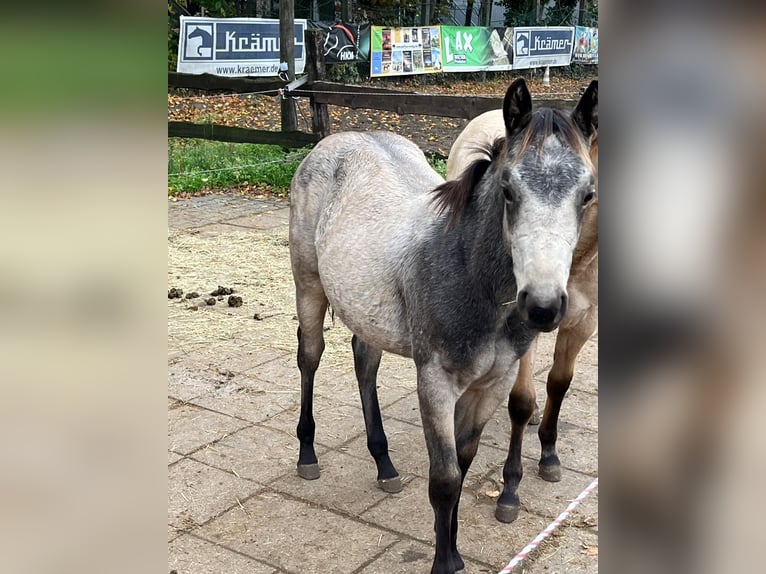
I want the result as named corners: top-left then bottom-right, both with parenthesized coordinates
top-left (289, 78), bottom-right (597, 574)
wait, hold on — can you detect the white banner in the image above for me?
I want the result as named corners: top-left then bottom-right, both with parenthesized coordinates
top-left (512, 26), bottom-right (575, 69)
top-left (177, 16), bottom-right (307, 77)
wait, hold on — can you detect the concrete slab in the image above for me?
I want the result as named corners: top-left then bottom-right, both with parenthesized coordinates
top-left (168, 403), bottom-right (250, 456)
top-left (189, 374), bottom-right (297, 424)
top-left (169, 534), bottom-right (278, 574)
top-left (270, 448), bottom-right (392, 515)
top-left (197, 490), bottom-right (400, 574)
top-left (168, 457), bottom-right (261, 531)
top-left (190, 423), bottom-right (316, 484)
top-left (265, 394), bottom-right (366, 450)
top-left (359, 539), bottom-right (494, 574)
top-left (224, 209), bottom-right (290, 231)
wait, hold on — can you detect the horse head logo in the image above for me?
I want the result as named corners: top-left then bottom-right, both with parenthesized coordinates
top-left (515, 31), bottom-right (530, 56)
top-left (186, 24), bottom-right (213, 59)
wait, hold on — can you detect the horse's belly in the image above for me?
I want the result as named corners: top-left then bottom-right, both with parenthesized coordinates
top-left (318, 260), bottom-right (413, 357)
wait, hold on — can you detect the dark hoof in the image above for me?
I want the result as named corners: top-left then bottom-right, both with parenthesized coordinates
top-left (538, 464), bottom-right (562, 482)
top-left (495, 502), bottom-right (521, 523)
top-left (377, 476), bottom-right (402, 493)
top-left (297, 463), bottom-right (320, 480)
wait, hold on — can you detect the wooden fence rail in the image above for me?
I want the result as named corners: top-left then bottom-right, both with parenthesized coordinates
top-left (168, 122), bottom-right (320, 147)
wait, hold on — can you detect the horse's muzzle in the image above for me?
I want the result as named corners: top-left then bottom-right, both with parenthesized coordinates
top-left (518, 289), bottom-right (568, 332)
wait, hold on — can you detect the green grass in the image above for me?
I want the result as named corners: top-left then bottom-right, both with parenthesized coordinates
top-left (427, 155), bottom-right (448, 179)
top-left (168, 138), bottom-right (310, 195)
top-left (168, 138), bottom-right (449, 195)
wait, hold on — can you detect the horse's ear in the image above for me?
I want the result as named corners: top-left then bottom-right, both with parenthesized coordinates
top-left (572, 80), bottom-right (598, 139)
top-left (503, 78), bottom-right (532, 136)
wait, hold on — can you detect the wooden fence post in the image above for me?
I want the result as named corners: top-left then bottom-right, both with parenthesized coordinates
top-left (305, 29), bottom-right (331, 139)
top-left (279, 0), bottom-right (298, 132)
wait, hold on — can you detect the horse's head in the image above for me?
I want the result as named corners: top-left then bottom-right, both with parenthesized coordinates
top-left (498, 78), bottom-right (598, 331)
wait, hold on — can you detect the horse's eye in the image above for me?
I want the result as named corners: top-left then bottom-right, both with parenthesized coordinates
top-left (502, 186), bottom-right (514, 202)
top-left (582, 190), bottom-right (595, 205)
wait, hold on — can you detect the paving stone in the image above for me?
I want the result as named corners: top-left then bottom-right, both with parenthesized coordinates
top-left (169, 196), bottom-right (285, 231)
top-left (341, 417), bottom-right (509, 490)
top-left (557, 387), bottom-right (598, 431)
top-left (190, 424), bottom-right (316, 484)
top-left (168, 360), bottom-right (223, 402)
top-left (224, 209), bottom-right (290, 231)
top-left (360, 475), bottom-right (549, 568)
top-left (169, 450), bottom-right (184, 465)
top-left (221, 348), bottom-right (292, 374)
top-left (197, 491), bottom-right (398, 574)
top-left (242, 353), bottom-right (302, 389)
top-left (358, 538), bottom-right (494, 574)
top-left (169, 534), bottom-right (278, 574)
top-left (265, 394), bottom-right (366, 450)
top-left (270, 448), bottom-right (391, 515)
top-left (382, 392), bottom-right (422, 426)
top-left (168, 404), bottom-right (250, 455)
top-left (520, 526), bottom-right (599, 573)
top-left (312, 363), bottom-right (417, 411)
top-left (168, 457), bottom-right (261, 531)
top-left (189, 375), bottom-right (298, 424)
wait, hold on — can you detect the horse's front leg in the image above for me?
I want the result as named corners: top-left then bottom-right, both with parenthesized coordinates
top-left (538, 305), bottom-right (597, 481)
top-left (452, 382), bottom-right (513, 569)
top-left (417, 361), bottom-right (461, 574)
top-left (497, 358), bottom-right (536, 523)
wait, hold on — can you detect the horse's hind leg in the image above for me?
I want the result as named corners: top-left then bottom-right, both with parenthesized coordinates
top-left (295, 287), bottom-right (328, 480)
top-left (352, 335), bottom-right (401, 493)
top-left (538, 306), bottom-right (597, 482)
top-left (496, 359), bottom-right (537, 523)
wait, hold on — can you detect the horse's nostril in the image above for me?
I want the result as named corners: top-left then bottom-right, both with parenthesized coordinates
top-left (528, 305), bottom-right (558, 326)
top-left (518, 289), bottom-right (528, 309)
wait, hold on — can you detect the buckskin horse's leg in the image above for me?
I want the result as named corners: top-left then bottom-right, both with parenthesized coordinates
top-left (496, 358), bottom-right (537, 523)
top-left (417, 361), bottom-right (461, 574)
top-left (520, 338), bottom-right (541, 424)
top-left (538, 306), bottom-right (597, 482)
top-left (352, 335), bottom-right (401, 493)
top-left (295, 287), bottom-right (328, 480)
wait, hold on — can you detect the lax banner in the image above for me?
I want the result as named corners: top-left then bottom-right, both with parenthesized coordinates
top-left (511, 26), bottom-right (575, 69)
top-left (310, 21), bottom-right (371, 63)
top-left (441, 26), bottom-right (513, 72)
top-left (370, 26), bottom-right (442, 77)
top-left (573, 26), bottom-right (598, 64)
top-left (177, 16), bottom-right (307, 76)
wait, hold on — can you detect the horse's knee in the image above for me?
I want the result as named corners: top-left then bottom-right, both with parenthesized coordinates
top-left (508, 390), bottom-right (536, 424)
top-left (428, 467), bottom-right (463, 508)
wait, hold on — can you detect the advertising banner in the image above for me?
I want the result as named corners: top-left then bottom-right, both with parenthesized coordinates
top-left (573, 26), bottom-right (598, 64)
top-left (511, 26), bottom-right (575, 69)
top-left (310, 21), bottom-right (371, 63)
top-left (441, 26), bottom-right (513, 72)
top-left (177, 16), bottom-right (307, 76)
top-left (370, 26), bottom-right (442, 77)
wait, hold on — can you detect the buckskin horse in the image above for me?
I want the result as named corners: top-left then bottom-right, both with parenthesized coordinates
top-left (446, 81), bottom-right (598, 523)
